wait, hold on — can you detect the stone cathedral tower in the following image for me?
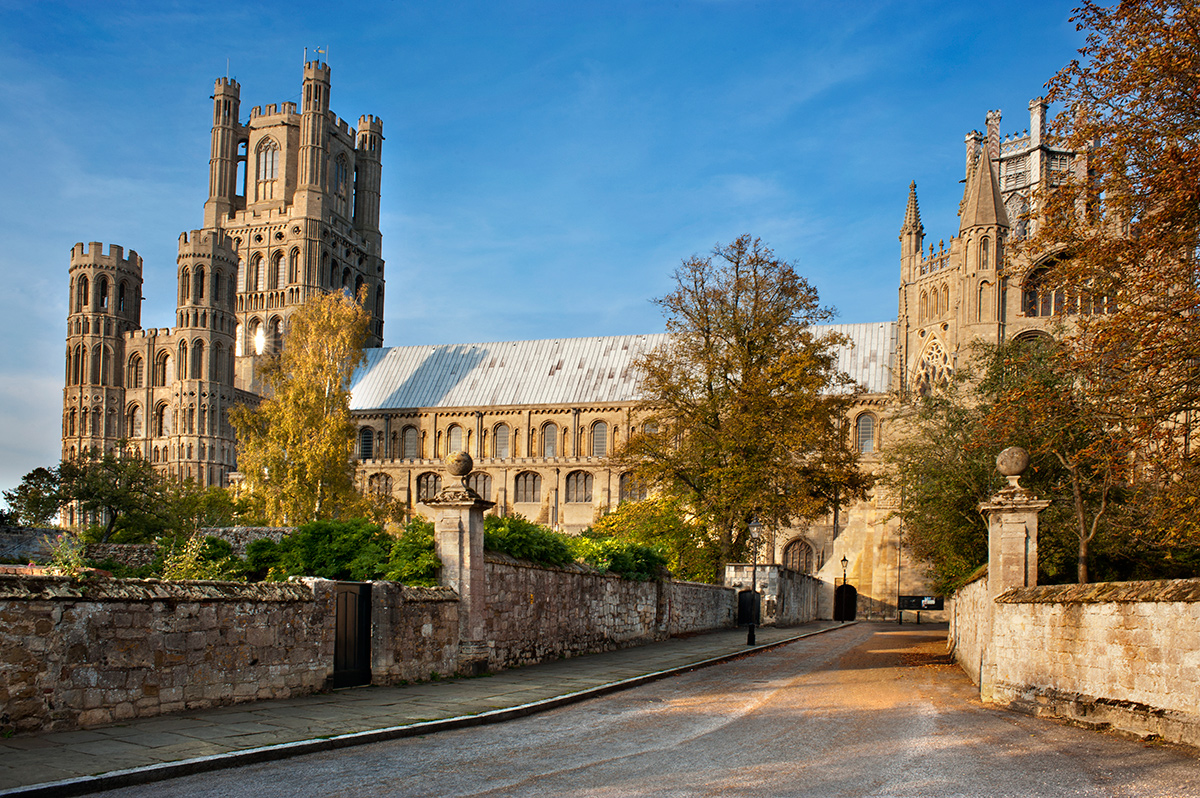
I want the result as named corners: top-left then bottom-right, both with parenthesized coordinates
top-left (61, 60), bottom-right (384, 498)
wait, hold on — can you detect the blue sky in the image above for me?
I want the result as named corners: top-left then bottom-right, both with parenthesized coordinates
top-left (0, 0), bottom-right (1084, 491)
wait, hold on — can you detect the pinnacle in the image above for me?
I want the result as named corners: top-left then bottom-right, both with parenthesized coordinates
top-left (900, 181), bottom-right (924, 237)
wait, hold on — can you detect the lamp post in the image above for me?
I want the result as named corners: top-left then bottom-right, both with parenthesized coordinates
top-left (840, 555), bottom-right (849, 623)
top-left (748, 520), bottom-right (762, 645)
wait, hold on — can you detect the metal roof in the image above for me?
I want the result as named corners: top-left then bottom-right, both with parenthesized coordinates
top-left (350, 322), bottom-right (896, 411)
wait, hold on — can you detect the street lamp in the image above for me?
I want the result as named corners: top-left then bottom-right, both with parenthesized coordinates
top-left (840, 555), bottom-right (849, 623)
top-left (747, 520), bottom-right (763, 645)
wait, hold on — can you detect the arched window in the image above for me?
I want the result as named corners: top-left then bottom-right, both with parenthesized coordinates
top-left (855, 414), bottom-right (876, 454)
top-left (155, 403), bottom-right (172, 437)
top-left (493, 424), bottom-right (510, 459)
top-left (248, 254), bottom-right (262, 292)
top-left (980, 237), bottom-right (990, 271)
top-left (287, 249), bottom-right (300, 284)
top-left (591, 421), bottom-right (608, 458)
top-left (941, 284), bottom-right (949, 315)
top-left (359, 427), bottom-right (375, 460)
top-left (514, 471), bottom-right (541, 503)
top-left (97, 276), bottom-right (109, 310)
top-left (417, 472), bottom-right (442, 502)
top-left (368, 473), bottom-right (392, 496)
top-left (194, 267), bottom-right (205, 302)
top-left (211, 342), bottom-right (224, 384)
top-left (249, 319), bottom-right (265, 355)
top-left (68, 408), bottom-right (77, 436)
top-left (914, 338), bottom-right (953, 397)
top-left (446, 424), bottom-right (463, 454)
top-left (354, 275), bottom-right (365, 303)
top-left (402, 426), bottom-right (420, 459)
top-left (256, 138), bottom-right (279, 200)
top-left (177, 341), bottom-right (188, 380)
top-left (565, 471), bottom-right (592, 503)
top-left (214, 271), bottom-right (223, 304)
top-left (127, 404), bottom-right (143, 437)
top-left (782, 538), bottom-right (814, 574)
top-left (619, 473), bottom-right (648, 502)
top-left (76, 276), bottom-right (89, 312)
top-left (90, 344), bottom-right (103, 384)
top-left (71, 346), bottom-right (83, 385)
top-left (268, 252), bottom-right (282, 290)
top-left (118, 281), bottom-right (128, 312)
top-left (180, 267), bottom-right (190, 305)
top-left (191, 340), bottom-right (204, 380)
top-left (268, 317), bottom-right (282, 353)
top-left (154, 352), bottom-right (172, 386)
top-left (234, 323), bottom-right (244, 357)
top-left (541, 424), bottom-right (557, 458)
top-left (468, 472), bottom-right (491, 500)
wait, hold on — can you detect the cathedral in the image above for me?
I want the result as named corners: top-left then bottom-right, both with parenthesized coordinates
top-left (60, 62), bottom-right (1073, 618)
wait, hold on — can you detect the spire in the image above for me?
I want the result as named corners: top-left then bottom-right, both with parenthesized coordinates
top-left (900, 181), bottom-right (923, 237)
top-left (959, 148), bottom-right (1010, 232)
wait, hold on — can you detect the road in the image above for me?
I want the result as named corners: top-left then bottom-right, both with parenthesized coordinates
top-left (95, 623), bottom-right (1200, 797)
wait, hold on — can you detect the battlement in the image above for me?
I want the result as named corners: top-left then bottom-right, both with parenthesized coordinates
top-left (178, 229), bottom-right (236, 259)
top-left (213, 77), bottom-right (240, 93)
top-left (70, 242), bottom-right (142, 271)
top-left (358, 114), bottom-right (383, 132)
top-left (303, 60), bottom-right (331, 81)
top-left (125, 328), bottom-right (171, 340)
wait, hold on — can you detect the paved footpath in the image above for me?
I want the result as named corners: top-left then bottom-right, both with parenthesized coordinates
top-left (0, 620), bottom-right (854, 797)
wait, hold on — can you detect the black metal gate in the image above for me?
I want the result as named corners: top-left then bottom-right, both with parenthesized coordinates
top-left (833, 584), bottom-right (857, 622)
top-left (332, 582), bottom-right (372, 688)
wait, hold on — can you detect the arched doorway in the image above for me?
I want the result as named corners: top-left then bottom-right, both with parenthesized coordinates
top-left (833, 584), bottom-right (857, 621)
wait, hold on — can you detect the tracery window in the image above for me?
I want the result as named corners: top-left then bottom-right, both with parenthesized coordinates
top-left (913, 338), bottom-right (953, 397)
top-left (256, 138), bottom-right (279, 200)
top-left (619, 472), bottom-right (648, 502)
top-left (417, 472), bottom-right (442, 502)
top-left (514, 471), bottom-right (541, 503)
top-left (468, 472), bottom-right (491, 500)
top-left (565, 471), bottom-right (592, 503)
top-left (368, 472), bottom-right (392, 496)
top-left (782, 538), bottom-right (814, 574)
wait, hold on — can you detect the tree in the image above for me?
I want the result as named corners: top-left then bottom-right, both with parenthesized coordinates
top-left (58, 447), bottom-right (163, 542)
top-left (230, 291), bottom-right (369, 524)
top-left (3, 466), bottom-right (62, 527)
top-left (620, 235), bottom-right (872, 566)
top-left (587, 496), bottom-right (722, 583)
top-left (1031, 1), bottom-right (1200, 460)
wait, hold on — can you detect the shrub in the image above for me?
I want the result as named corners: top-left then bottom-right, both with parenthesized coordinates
top-left (570, 537), bottom-right (668, 581)
top-left (483, 514), bottom-right (573, 566)
top-left (383, 517), bottom-right (441, 586)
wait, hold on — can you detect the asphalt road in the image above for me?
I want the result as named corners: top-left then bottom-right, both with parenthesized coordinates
top-left (94, 623), bottom-right (1200, 797)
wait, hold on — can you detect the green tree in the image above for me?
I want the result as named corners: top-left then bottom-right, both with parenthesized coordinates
top-left (58, 447), bottom-right (163, 542)
top-left (3, 466), bottom-right (62, 527)
top-left (231, 291), bottom-right (370, 524)
top-left (620, 235), bottom-right (871, 566)
top-left (587, 496), bottom-right (721, 583)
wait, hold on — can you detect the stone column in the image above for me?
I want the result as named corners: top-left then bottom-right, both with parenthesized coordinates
top-left (425, 451), bottom-right (494, 676)
top-left (979, 447), bottom-right (1050, 602)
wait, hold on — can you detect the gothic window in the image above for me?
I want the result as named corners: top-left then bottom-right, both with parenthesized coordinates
top-left (591, 421), bottom-right (608, 458)
top-left (97, 276), bottom-right (109, 310)
top-left (154, 352), bottom-right (171, 386)
top-left (359, 427), bottom-right (375, 460)
top-left (514, 471), bottom-right (541, 503)
top-left (180, 268), bottom-right (190, 305)
top-left (287, 249), bottom-right (300, 284)
top-left (446, 424), bottom-right (463, 454)
top-left (91, 408), bottom-right (100, 436)
top-left (565, 471), bottom-right (593, 503)
top-left (941, 284), bottom-right (949, 316)
top-left (402, 425), bottom-right (419, 459)
top-left (268, 317), bottom-right (282, 353)
top-left (155, 403), bottom-right (172, 437)
top-left (178, 341), bottom-right (188, 380)
top-left (417, 472), bottom-right (442, 502)
top-left (913, 338), bottom-right (953, 397)
top-left (355, 275), bottom-right (365, 302)
top-left (333, 154), bottom-right (349, 216)
top-left (76, 276), bottom-right (89, 312)
top-left (782, 538), bottom-right (814, 574)
top-left (368, 473), bottom-right (392, 496)
top-left (127, 404), bottom-right (143, 437)
top-left (493, 424), bottom-right (510, 459)
top-left (235, 323), bottom-right (244, 357)
top-left (256, 138), bottom-right (279, 200)
top-left (541, 423), bottom-right (557, 458)
top-left (930, 289), bottom-right (939, 318)
top-left (978, 281), bottom-right (995, 322)
top-left (268, 252), bottom-right (282, 290)
top-left (919, 291), bottom-right (927, 322)
top-left (980, 237), bottom-right (990, 271)
top-left (214, 271), bottom-right (222, 304)
top-left (68, 409), bottom-right (76, 436)
top-left (249, 319), bottom-right (265, 355)
top-left (191, 340), bottom-right (204, 379)
top-left (211, 342), bottom-right (224, 384)
top-left (619, 472), bottom-right (648, 502)
top-left (375, 287), bottom-right (384, 318)
top-left (855, 413), bottom-right (876, 454)
top-left (90, 344), bottom-right (103, 384)
top-left (468, 472), bottom-right (491, 500)
top-left (248, 254), bottom-right (262, 292)
top-left (72, 346), bottom-right (84, 385)
top-left (194, 267), bottom-right (205, 302)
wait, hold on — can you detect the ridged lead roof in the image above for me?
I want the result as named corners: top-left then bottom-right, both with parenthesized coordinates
top-left (349, 322), bottom-right (896, 411)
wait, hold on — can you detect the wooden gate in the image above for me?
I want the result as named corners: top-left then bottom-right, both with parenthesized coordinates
top-left (332, 582), bottom-right (372, 688)
top-left (833, 584), bottom-right (857, 622)
top-left (737, 589), bottom-right (760, 626)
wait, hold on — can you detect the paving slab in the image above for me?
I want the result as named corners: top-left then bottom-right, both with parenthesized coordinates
top-left (0, 620), bottom-right (852, 797)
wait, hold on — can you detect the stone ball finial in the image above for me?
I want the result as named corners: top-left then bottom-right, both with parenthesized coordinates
top-left (996, 446), bottom-right (1029, 481)
top-left (445, 450), bottom-right (473, 478)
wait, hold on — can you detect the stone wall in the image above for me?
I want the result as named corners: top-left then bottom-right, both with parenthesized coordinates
top-left (199, 526), bottom-right (291, 555)
top-left (724, 564), bottom-right (820, 626)
top-left (485, 553), bottom-right (736, 669)
top-left (0, 575), bottom-right (333, 733)
top-left (0, 528), bottom-right (59, 562)
top-left (950, 577), bottom-right (1200, 747)
top-left (369, 582), bottom-right (461, 683)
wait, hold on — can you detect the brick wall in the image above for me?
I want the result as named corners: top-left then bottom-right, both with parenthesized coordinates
top-left (950, 577), bottom-right (1200, 747)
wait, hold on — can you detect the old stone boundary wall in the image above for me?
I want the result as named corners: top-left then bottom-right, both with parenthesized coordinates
top-left (950, 577), bottom-right (1200, 747)
top-left (0, 559), bottom-right (745, 734)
